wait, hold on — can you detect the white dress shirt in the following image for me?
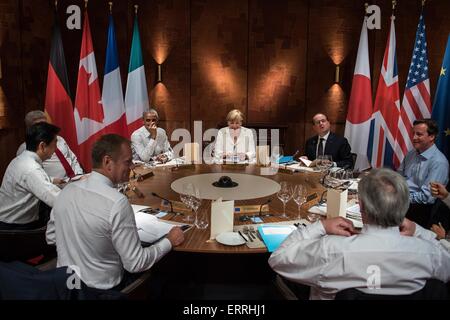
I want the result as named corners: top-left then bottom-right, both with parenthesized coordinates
top-left (131, 126), bottom-right (173, 162)
top-left (269, 221), bottom-right (450, 300)
top-left (0, 151), bottom-right (60, 224)
top-left (214, 127), bottom-right (256, 162)
top-left (46, 171), bottom-right (172, 290)
top-left (17, 136), bottom-right (83, 180)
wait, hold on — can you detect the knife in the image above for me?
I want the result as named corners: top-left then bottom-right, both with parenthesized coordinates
top-left (238, 230), bottom-right (249, 242)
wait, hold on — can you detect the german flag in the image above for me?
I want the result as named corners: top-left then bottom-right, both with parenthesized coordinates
top-left (44, 7), bottom-right (78, 154)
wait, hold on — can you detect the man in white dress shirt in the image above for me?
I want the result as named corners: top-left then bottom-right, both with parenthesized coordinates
top-left (46, 134), bottom-right (184, 290)
top-left (0, 122), bottom-right (61, 229)
top-left (269, 168), bottom-right (450, 300)
top-left (131, 109), bottom-right (173, 163)
top-left (17, 110), bottom-right (83, 183)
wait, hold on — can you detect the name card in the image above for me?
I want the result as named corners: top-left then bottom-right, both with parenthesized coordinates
top-left (256, 145), bottom-right (270, 166)
top-left (210, 198), bottom-right (234, 239)
top-left (184, 142), bottom-right (200, 164)
top-left (326, 188), bottom-right (348, 219)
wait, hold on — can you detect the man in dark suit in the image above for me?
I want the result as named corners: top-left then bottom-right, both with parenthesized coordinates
top-left (303, 113), bottom-right (353, 168)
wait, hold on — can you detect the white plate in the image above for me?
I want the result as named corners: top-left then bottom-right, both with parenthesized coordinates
top-left (216, 232), bottom-right (246, 246)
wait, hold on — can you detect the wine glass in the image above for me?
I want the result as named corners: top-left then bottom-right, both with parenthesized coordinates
top-left (194, 206), bottom-right (209, 229)
top-left (190, 187), bottom-right (204, 228)
top-left (180, 183), bottom-right (195, 222)
top-left (316, 154), bottom-right (333, 172)
top-left (277, 181), bottom-right (293, 219)
top-left (271, 146), bottom-right (284, 165)
top-left (292, 185), bottom-right (307, 220)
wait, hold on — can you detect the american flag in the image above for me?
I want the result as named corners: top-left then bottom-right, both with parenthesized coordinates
top-left (368, 15), bottom-right (400, 169)
top-left (393, 14), bottom-right (431, 168)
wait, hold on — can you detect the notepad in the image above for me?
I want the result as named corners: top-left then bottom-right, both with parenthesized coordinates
top-left (257, 225), bottom-right (296, 252)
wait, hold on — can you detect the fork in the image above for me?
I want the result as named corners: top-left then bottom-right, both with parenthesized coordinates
top-left (249, 226), bottom-right (262, 241)
top-left (243, 226), bottom-right (254, 242)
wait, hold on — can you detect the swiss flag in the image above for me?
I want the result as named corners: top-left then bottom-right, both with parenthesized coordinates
top-left (74, 10), bottom-right (105, 171)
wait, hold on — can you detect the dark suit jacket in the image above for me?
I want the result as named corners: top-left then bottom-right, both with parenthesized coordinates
top-left (305, 132), bottom-right (353, 168)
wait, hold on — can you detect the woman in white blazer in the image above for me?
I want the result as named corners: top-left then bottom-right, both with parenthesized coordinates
top-left (214, 109), bottom-right (256, 163)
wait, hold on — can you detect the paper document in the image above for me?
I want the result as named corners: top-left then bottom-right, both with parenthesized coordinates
top-left (285, 163), bottom-right (315, 172)
top-left (134, 212), bottom-right (176, 243)
top-left (298, 157), bottom-right (313, 167)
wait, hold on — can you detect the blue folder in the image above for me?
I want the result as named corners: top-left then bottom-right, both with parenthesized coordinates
top-left (257, 225), bottom-right (296, 252)
top-left (277, 156), bottom-right (294, 164)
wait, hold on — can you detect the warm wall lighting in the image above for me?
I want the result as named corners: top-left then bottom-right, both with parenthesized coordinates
top-left (334, 64), bottom-right (340, 84)
top-left (156, 63), bottom-right (162, 84)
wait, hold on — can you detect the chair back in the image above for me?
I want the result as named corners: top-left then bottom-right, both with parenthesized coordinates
top-left (0, 226), bottom-right (55, 262)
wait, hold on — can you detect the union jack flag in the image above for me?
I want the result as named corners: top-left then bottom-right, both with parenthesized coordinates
top-left (368, 15), bottom-right (400, 168)
top-left (392, 14), bottom-right (431, 168)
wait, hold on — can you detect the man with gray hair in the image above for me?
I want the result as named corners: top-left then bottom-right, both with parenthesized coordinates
top-left (269, 168), bottom-right (450, 300)
top-left (17, 110), bottom-right (83, 182)
top-left (130, 108), bottom-right (173, 163)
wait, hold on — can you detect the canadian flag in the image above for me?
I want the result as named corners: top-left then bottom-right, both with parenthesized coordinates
top-left (74, 9), bottom-right (127, 171)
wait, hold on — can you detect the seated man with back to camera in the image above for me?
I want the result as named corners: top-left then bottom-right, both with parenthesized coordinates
top-left (46, 134), bottom-right (184, 290)
top-left (214, 109), bottom-right (256, 163)
top-left (269, 168), bottom-right (450, 300)
top-left (17, 110), bottom-right (83, 183)
top-left (131, 109), bottom-right (173, 164)
top-left (0, 122), bottom-right (61, 230)
top-left (301, 113), bottom-right (353, 169)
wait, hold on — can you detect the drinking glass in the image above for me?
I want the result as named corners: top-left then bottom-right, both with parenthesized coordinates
top-left (194, 206), bottom-right (209, 229)
top-left (277, 181), bottom-right (293, 219)
top-left (292, 185), bottom-right (307, 220)
top-left (180, 183), bottom-right (195, 222)
top-left (316, 154), bottom-right (333, 172)
top-left (190, 188), bottom-right (204, 228)
top-left (270, 146), bottom-right (284, 166)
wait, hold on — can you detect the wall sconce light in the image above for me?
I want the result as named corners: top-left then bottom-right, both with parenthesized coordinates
top-left (156, 63), bottom-right (162, 84)
top-left (334, 64), bottom-right (340, 84)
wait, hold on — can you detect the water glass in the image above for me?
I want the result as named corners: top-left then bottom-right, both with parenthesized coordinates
top-left (194, 206), bottom-right (209, 229)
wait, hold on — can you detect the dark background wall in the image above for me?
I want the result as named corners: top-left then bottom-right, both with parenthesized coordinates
top-left (1, 0), bottom-right (449, 179)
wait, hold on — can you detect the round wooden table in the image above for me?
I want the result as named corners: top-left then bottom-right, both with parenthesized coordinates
top-left (128, 164), bottom-right (326, 254)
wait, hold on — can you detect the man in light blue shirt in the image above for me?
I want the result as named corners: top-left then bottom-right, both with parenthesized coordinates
top-left (397, 119), bottom-right (449, 205)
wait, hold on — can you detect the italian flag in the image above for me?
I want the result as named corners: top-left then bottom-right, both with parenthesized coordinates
top-left (125, 14), bottom-right (149, 136)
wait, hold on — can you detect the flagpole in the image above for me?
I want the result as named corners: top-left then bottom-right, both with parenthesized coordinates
top-left (85, 0), bottom-right (88, 9)
top-left (109, 2), bottom-right (113, 13)
top-left (392, 0), bottom-right (397, 11)
top-left (422, 0), bottom-right (426, 7)
top-left (134, 4), bottom-right (139, 15)
top-left (55, 0), bottom-right (58, 9)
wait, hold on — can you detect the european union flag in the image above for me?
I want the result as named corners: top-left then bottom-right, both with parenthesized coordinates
top-left (432, 34), bottom-right (450, 160)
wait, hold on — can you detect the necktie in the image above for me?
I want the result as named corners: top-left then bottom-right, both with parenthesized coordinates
top-left (317, 138), bottom-right (325, 158)
top-left (54, 147), bottom-right (76, 178)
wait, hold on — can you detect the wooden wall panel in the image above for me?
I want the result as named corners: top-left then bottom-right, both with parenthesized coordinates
top-left (248, 0), bottom-right (308, 153)
top-left (306, 0), bottom-right (363, 140)
top-left (142, 0), bottom-right (190, 138)
top-left (2, 0), bottom-right (450, 179)
top-left (0, 0), bottom-right (23, 178)
top-left (190, 0), bottom-right (248, 128)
